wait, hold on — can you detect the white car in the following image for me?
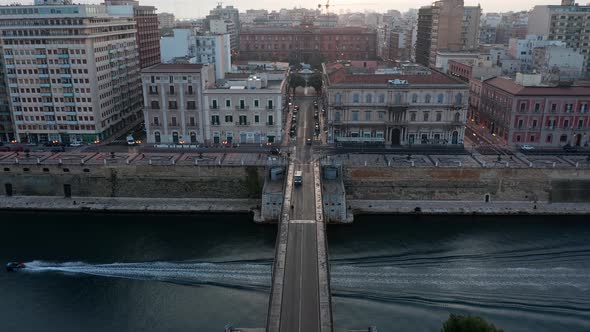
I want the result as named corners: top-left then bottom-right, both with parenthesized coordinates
top-left (69, 141), bottom-right (82, 147)
top-left (520, 144), bottom-right (535, 151)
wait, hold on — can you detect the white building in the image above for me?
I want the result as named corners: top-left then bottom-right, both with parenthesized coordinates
top-left (0, 1), bottom-right (142, 144)
top-left (324, 62), bottom-right (468, 146)
top-left (141, 64), bottom-right (215, 144)
top-left (202, 66), bottom-right (287, 145)
top-left (160, 29), bottom-right (231, 80)
top-left (534, 45), bottom-right (584, 81)
top-left (434, 51), bottom-right (480, 72)
top-left (190, 33), bottom-right (231, 80)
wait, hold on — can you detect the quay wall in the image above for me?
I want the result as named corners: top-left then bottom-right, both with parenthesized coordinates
top-left (343, 167), bottom-right (590, 203)
top-left (0, 164), bottom-right (266, 199)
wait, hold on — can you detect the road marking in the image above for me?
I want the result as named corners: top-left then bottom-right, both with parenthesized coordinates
top-left (290, 219), bottom-right (316, 224)
top-left (298, 225), bottom-right (304, 332)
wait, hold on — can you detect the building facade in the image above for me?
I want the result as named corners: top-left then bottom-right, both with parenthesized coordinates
top-left (528, 2), bottom-right (590, 75)
top-left (105, 0), bottom-right (160, 69)
top-left (158, 12), bottom-right (175, 29)
top-left (191, 33), bottom-right (231, 80)
top-left (0, 46), bottom-right (14, 142)
top-left (462, 6), bottom-right (481, 50)
top-left (206, 5), bottom-right (240, 52)
top-left (479, 75), bottom-right (590, 148)
top-left (416, 0), bottom-right (464, 67)
top-left (141, 64), bottom-right (214, 144)
top-left (324, 62), bottom-right (468, 146)
top-left (239, 24), bottom-right (378, 63)
top-left (0, 2), bottom-right (142, 144)
top-left (202, 70), bottom-right (287, 145)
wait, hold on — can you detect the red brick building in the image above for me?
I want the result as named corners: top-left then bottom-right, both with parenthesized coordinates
top-left (239, 23), bottom-right (377, 62)
top-left (480, 76), bottom-right (590, 148)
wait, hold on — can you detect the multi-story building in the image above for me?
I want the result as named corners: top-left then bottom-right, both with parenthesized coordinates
top-left (416, 0), bottom-right (464, 67)
top-left (158, 12), bottom-right (175, 29)
top-left (206, 5), bottom-right (240, 52)
top-left (324, 62), bottom-right (468, 146)
top-left (202, 65), bottom-right (287, 145)
top-left (462, 6), bottom-right (481, 50)
top-left (379, 24), bottom-right (413, 62)
top-left (191, 33), bottom-right (232, 80)
top-left (141, 64), bottom-right (215, 144)
top-left (478, 73), bottom-right (590, 147)
top-left (528, 1), bottom-right (590, 75)
top-left (105, 0), bottom-right (160, 69)
top-left (239, 23), bottom-right (378, 63)
top-left (0, 46), bottom-right (14, 142)
top-left (0, 1), bottom-right (142, 144)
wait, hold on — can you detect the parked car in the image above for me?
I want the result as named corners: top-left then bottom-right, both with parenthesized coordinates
top-left (269, 147), bottom-right (280, 155)
top-left (520, 144), bottom-right (535, 151)
top-left (69, 141), bottom-right (82, 147)
top-left (306, 138), bottom-right (312, 145)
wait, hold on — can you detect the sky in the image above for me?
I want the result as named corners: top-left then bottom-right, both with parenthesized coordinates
top-left (0, 0), bottom-right (564, 19)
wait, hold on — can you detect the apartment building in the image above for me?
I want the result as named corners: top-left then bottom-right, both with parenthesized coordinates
top-left (105, 0), bottom-right (160, 69)
top-left (479, 74), bottom-right (590, 147)
top-left (0, 46), bottom-right (14, 142)
top-left (462, 6), bottom-right (481, 50)
top-left (324, 62), bottom-right (468, 146)
top-left (141, 64), bottom-right (214, 144)
top-left (0, 1), bottom-right (142, 144)
top-left (158, 12), bottom-right (175, 29)
top-left (203, 66), bottom-right (287, 145)
top-left (528, 1), bottom-right (590, 75)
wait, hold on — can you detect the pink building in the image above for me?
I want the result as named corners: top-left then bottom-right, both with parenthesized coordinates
top-left (480, 76), bottom-right (590, 148)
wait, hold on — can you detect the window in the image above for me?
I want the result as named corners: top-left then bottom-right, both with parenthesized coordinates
top-left (365, 94), bottom-right (372, 103)
top-left (267, 115), bottom-right (274, 125)
top-left (153, 117), bottom-right (159, 125)
top-left (560, 135), bottom-right (567, 143)
top-left (378, 111), bottom-right (385, 120)
top-left (425, 94), bottom-right (431, 104)
top-left (335, 93), bottom-right (342, 104)
top-left (254, 115), bottom-right (260, 123)
top-left (335, 112), bottom-right (341, 122)
top-left (187, 101), bottom-right (196, 110)
top-left (455, 93), bottom-right (463, 105)
top-left (423, 112), bottom-right (429, 121)
top-left (239, 100), bottom-right (245, 109)
top-left (520, 103), bottom-right (526, 112)
top-left (551, 104), bottom-right (557, 112)
top-left (212, 99), bottom-right (218, 109)
top-left (566, 104), bottom-right (573, 113)
top-left (580, 104), bottom-right (588, 113)
top-left (225, 99), bottom-right (231, 108)
top-left (530, 135), bottom-right (535, 142)
top-left (517, 119), bottom-right (523, 129)
top-left (154, 132), bottom-right (161, 143)
top-left (532, 119), bottom-right (537, 129)
top-left (395, 93), bottom-right (401, 104)
top-left (410, 112), bottom-right (416, 121)
top-left (211, 115), bottom-right (220, 125)
top-left (516, 135), bottom-right (521, 142)
top-left (353, 94), bottom-right (360, 103)
top-left (267, 100), bottom-right (273, 109)
top-left (171, 117), bottom-right (177, 126)
top-left (454, 112), bottom-right (461, 122)
top-left (254, 99), bottom-right (259, 108)
top-left (436, 113), bottom-right (442, 121)
top-left (378, 94), bottom-right (385, 103)
top-left (168, 101), bottom-right (177, 109)
top-left (365, 111), bottom-right (371, 121)
top-left (352, 111), bottom-right (359, 121)
top-left (169, 85), bottom-right (175, 95)
top-left (578, 119), bottom-right (584, 129)
top-left (411, 94), bottom-right (418, 103)
top-left (534, 103), bottom-right (540, 112)
top-left (189, 117), bottom-right (195, 126)
top-left (546, 135), bottom-right (552, 143)
top-left (225, 115), bottom-right (233, 123)
top-left (151, 100), bottom-right (159, 109)
top-left (239, 115), bottom-right (247, 125)
top-left (564, 119), bottom-right (570, 128)
top-left (437, 94), bottom-right (444, 104)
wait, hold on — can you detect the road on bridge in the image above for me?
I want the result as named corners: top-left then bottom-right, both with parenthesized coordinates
top-left (279, 90), bottom-right (322, 332)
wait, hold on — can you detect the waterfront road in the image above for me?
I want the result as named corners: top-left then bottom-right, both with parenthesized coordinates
top-left (279, 93), bottom-right (322, 331)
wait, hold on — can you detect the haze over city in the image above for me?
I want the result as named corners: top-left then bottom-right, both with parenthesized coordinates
top-left (0, 0), bottom-right (563, 18)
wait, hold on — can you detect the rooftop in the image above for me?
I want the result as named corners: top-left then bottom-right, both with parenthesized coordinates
top-left (142, 63), bottom-right (204, 73)
top-left (485, 77), bottom-right (590, 96)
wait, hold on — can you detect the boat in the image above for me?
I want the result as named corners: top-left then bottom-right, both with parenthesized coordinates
top-left (5, 262), bottom-right (26, 272)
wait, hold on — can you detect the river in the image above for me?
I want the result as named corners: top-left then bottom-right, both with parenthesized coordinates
top-left (1, 212), bottom-right (589, 331)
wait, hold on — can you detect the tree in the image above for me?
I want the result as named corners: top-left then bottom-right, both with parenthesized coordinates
top-left (308, 52), bottom-right (325, 70)
top-left (442, 314), bottom-right (504, 332)
top-left (288, 74), bottom-right (306, 95)
top-left (308, 73), bottom-right (323, 95)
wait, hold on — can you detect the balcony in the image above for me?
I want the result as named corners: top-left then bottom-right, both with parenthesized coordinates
top-left (148, 91), bottom-right (159, 95)
top-left (266, 106), bottom-right (274, 110)
top-left (42, 102), bottom-right (54, 107)
top-left (58, 54), bottom-right (69, 59)
top-left (266, 122), bottom-right (275, 126)
top-left (39, 74), bottom-right (50, 78)
top-left (211, 122), bottom-right (221, 126)
top-left (40, 83), bottom-right (51, 88)
top-left (60, 74), bottom-right (72, 78)
top-left (8, 83), bottom-right (18, 88)
top-left (41, 92), bottom-right (52, 97)
top-left (168, 123), bottom-right (180, 128)
top-left (35, 54), bottom-right (47, 59)
top-left (63, 93), bottom-right (74, 97)
top-left (5, 64), bottom-right (15, 69)
top-left (59, 64), bottom-right (71, 69)
top-left (66, 120), bottom-right (78, 125)
top-left (167, 91), bottom-right (176, 96)
top-left (185, 90), bottom-right (195, 95)
top-left (150, 123), bottom-right (162, 128)
top-left (235, 122), bottom-right (251, 126)
top-left (210, 105), bottom-right (219, 109)
top-left (236, 106), bottom-right (250, 110)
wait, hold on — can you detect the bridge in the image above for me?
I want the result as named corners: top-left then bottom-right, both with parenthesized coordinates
top-left (266, 95), bottom-right (333, 332)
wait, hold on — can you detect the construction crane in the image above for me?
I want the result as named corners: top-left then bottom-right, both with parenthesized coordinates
top-left (318, 1), bottom-right (381, 15)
